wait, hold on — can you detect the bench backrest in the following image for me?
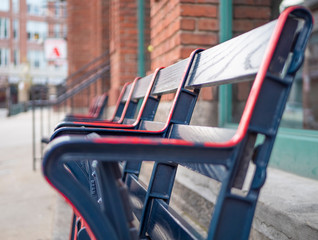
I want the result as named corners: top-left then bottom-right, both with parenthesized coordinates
top-left (90, 93), bottom-right (108, 119)
top-left (120, 7), bottom-right (313, 239)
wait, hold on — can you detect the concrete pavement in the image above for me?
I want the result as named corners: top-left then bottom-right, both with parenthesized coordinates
top-left (2, 108), bottom-right (317, 240)
top-left (0, 110), bottom-right (72, 240)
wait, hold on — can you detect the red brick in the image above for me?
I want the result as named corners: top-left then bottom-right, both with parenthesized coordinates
top-left (200, 87), bottom-right (214, 101)
top-left (198, 18), bottom-right (219, 31)
top-left (253, 19), bottom-right (269, 28)
top-left (233, 19), bottom-right (254, 32)
top-left (180, 0), bottom-right (196, 3)
top-left (197, 0), bottom-right (218, 3)
top-left (180, 47), bottom-right (197, 59)
top-left (181, 18), bottom-right (196, 31)
top-left (234, 6), bottom-right (271, 19)
top-left (233, 0), bottom-right (271, 5)
top-left (237, 82), bottom-right (251, 101)
top-left (181, 4), bottom-right (217, 18)
top-left (180, 32), bottom-right (217, 46)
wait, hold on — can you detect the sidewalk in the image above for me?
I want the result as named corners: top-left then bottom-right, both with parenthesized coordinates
top-left (0, 110), bottom-right (72, 240)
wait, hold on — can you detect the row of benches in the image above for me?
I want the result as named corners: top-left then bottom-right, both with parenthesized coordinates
top-left (42, 7), bottom-right (313, 240)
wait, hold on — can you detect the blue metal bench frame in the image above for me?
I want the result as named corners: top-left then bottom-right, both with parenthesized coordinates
top-left (50, 49), bottom-right (206, 239)
top-left (42, 7), bottom-right (312, 240)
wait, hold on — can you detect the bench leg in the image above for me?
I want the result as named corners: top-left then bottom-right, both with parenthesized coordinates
top-left (94, 161), bottom-right (138, 240)
top-left (139, 162), bottom-right (178, 238)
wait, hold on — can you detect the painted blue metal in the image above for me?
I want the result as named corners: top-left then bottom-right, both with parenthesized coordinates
top-left (42, 7), bottom-right (312, 240)
top-left (218, 0), bottom-right (232, 127)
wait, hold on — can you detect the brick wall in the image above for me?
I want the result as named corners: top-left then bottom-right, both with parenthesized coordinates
top-left (149, 0), bottom-right (273, 124)
top-left (108, 0), bottom-right (138, 105)
top-left (67, 0), bottom-right (109, 108)
top-left (66, 0), bottom-right (273, 114)
top-left (150, 0), bottom-right (219, 102)
top-left (150, 0), bottom-right (219, 68)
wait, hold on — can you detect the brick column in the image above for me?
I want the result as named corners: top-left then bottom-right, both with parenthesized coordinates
top-left (150, 0), bottom-right (219, 102)
top-left (67, 0), bottom-right (109, 109)
top-left (108, 0), bottom-right (139, 105)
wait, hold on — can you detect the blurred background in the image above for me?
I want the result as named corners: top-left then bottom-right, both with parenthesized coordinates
top-left (0, 0), bottom-right (318, 239)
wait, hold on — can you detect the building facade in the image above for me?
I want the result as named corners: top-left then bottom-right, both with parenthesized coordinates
top-left (0, 0), bottom-right (67, 109)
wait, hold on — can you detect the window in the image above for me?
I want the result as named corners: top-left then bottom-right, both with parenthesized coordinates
top-left (27, 0), bottom-right (47, 16)
top-left (0, 0), bottom-right (9, 12)
top-left (13, 20), bottom-right (19, 40)
top-left (13, 49), bottom-right (19, 66)
top-left (62, 2), bottom-right (67, 18)
top-left (0, 18), bottom-right (9, 39)
top-left (27, 21), bottom-right (48, 41)
top-left (54, 24), bottom-right (60, 38)
top-left (63, 25), bottom-right (67, 38)
top-left (217, 3), bottom-right (318, 181)
top-left (0, 48), bottom-right (9, 66)
top-left (27, 50), bottom-right (46, 69)
top-left (12, 0), bottom-right (19, 13)
top-left (299, 32), bottom-right (318, 130)
top-left (55, 2), bottom-right (59, 16)
top-left (226, 33), bottom-right (318, 131)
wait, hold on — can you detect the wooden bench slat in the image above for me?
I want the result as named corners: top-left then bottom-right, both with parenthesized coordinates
top-left (169, 125), bottom-right (236, 143)
top-left (139, 120), bottom-right (167, 131)
top-left (126, 174), bottom-right (147, 221)
top-left (122, 83), bottom-right (134, 102)
top-left (151, 59), bottom-right (189, 95)
top-left (169, 125), bottom-right (236, 181)
top-left (132, 74), bottom-right (154, 99)
top-left (186, 21), bottom-right (277, 88)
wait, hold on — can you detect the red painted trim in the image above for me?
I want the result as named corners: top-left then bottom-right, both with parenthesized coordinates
top-left (68, 49), bottom-right (202, 132)
top-left (133, 67), bottom-right (164, 124)
top-left (107, 48), bottom-right (205, 135)
top-left (159, 48), bottom-right (204, 132)
top-left (93, 136), bottom-right (195, 146)
top-left (205, 6), bottom-right (306, 148)
top-left (93, 7), bottom-right (309, 148)
top-left (72, 121), bottom-right (133, 128)
top-left (91, 93), bottom-right (108, 118)
top-left (73, 68), bottom-right (164, 128)
top-left (109, 81), bottom-right (132, 122)
top-left (71, 79), bottom-right (138, 126)
top-left (115, 77), bottom-right (139, 124)
top-left (43, 176), bottom-right (97, 240)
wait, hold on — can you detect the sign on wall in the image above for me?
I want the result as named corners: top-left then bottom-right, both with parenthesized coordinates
top-left (44, 38), bottom-right (67, 60)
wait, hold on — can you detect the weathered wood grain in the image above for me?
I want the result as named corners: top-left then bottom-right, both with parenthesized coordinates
top-left (169, 125), bottom-right (236, 181)
top-left (122, 83), bottom-right (133, 102)
top-left (132, 74), bottom-right (154, 99)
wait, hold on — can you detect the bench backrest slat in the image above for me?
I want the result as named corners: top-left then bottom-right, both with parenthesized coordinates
top-left (186, 21), bottom-right (277, 88)
top-left (121, 83), bottom-right (134, 102)
top-left (151, 59), bottom-right (189, 95)
top-left (132, 74), bottom-right (154, 99)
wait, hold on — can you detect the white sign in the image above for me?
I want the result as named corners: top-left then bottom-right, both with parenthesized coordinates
top-left (44, 38), bottom-right (67, 60)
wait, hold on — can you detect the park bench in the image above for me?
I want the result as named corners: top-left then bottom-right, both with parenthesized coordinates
top-left (42, 7), bottom-right (312, 240)
top-left (60, 79), bottom-right (136, 125)
top-left (53, 69), bottom-right (159, 130)
top-left (41, 80), bottom-right (136, 144)
top-left (63, 93), bottom-right (108, 121)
